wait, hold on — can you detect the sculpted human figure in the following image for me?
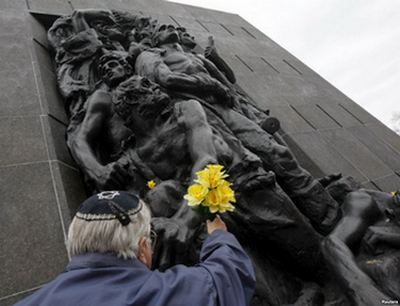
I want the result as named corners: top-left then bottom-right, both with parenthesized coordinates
top-left (322, 188), bottom-right (400, 304)
top-left (110, 75), bottom-right (328, 279)
top-left (135, 23), bottom-right (340, 234)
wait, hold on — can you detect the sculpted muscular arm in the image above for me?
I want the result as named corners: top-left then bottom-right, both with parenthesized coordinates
top-left (136, 51), bottom-right (230, 100)
top-left (69, 90), bottom-right (129, 190)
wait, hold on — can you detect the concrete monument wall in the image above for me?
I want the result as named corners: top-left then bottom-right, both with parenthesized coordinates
top-left (1, 0), bottom-right (400, 304)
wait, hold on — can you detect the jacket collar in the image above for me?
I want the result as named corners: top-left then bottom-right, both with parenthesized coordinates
top-left (66, 252), bottom-right (147, 271)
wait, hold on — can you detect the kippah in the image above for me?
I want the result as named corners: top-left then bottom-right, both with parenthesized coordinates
top-left (76, 191), bottom-right (142, 226)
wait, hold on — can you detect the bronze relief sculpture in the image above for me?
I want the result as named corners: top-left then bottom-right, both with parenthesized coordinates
top-left (48, 10), bottom-right (400, 305)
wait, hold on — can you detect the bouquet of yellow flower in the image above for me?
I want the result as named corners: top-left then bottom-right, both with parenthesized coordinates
top-left (184, 165), bottom-right (236, 218)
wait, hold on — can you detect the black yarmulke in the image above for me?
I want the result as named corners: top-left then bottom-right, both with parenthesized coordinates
top-left (76, 191), bottom-right (142, 226)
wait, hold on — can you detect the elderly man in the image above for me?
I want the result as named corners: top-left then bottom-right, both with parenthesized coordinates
top-left (14, 191), bottom-right (255, 306)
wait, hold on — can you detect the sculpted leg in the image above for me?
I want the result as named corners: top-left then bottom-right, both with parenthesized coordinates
top-left (216, 106), bottom-right (340, 234)
top-left (175, 99), bottom-right (218, 176)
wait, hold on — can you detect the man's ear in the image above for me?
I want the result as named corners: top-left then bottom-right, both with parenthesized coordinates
top-left (138, 237), bottom-right (150, 267)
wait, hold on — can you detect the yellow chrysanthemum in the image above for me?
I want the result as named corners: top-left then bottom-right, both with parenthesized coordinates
top-left (147, 180), bottom-right (156, 189)
top-left (185, 164), bottom-right (235, 215)
top-left (216, 180), bottom-right (236, 205)
top-left (184, 184), bottom-right (209, 206)
top-left (194, 164), bottom-right (228, 189)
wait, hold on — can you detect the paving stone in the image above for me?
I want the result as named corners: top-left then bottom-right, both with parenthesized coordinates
top-left (0, 116), bottom-right (47, 166)
top-left (0, 162), bottom-right (68, 297)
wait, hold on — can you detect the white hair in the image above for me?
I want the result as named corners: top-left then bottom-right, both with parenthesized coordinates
top-left (67, 200), bottom-right (151, 259)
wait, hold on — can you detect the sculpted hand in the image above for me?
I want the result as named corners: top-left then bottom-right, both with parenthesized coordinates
top-left (205, 36), bottom-right (218, 60)
top-left (93, 161), bottom-right (130, 190)
top-left (362, 226), bottom-right (388, 255)
top-left (151, 217), bottom-right (198, 270)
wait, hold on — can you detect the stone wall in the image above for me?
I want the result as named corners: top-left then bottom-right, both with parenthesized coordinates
top-left (1, 0), bottom-right (400, 304)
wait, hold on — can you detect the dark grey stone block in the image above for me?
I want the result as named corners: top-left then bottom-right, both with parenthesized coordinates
top-left (366, 122), bottom-right (400, 155)
top-left (239, 56), bottom-right (273, 75)
top-left (288, 131), bottom-right (367, 182)
top-left (348, 126), bottom-right (400, 172)
top-left (320, 129), bottom-right (392, 180)
top-left (268, 105), bottom-right (314, 134)
top-left (27, 0), bottom-right (72, 14)
top-left (28, 14), bottom-right (49, 50)
top-left (0, 0), bottom-right (27, 10)
top-left (339, 100), bottom-right (382, 125)
top-left (0, 288), bottom-right (38, 306)
top-left (179, 3), bottom-right (218, 22)
top-left (69, 0), bottom-right (108, 9)
top-left (151, 14), bottom-right (179, 27)
top-left (0, 162), bottom-right (68, 297)
top-left (372, 174), bottom-right (400, 193)
top-left (222, 55), bottom-right (254, 76)
top-left (143, 1), bottom-right (189, 17)
top-left (51, 161), bottom-right (87, 227)
top-left (236, 74), bottom-right (288, 108)
top-left (221, 24), bottom-right (254, 39)
top-left (361, 181), bottom-right (379, 191)
top-left (281, 133), bottom-right (324, 178)
top-left (171, 16), bottom-right (207, 33)
top-left (261, 55), bottom-right (299, 75)
top-left (200, 21), bottom-right (231, 36)
top-left (32, 38), bottom-right (54, 71)
top-left (292, 105), bottom-right (340, 131)
top-left (207, 11), bottom-right (247, 27)
top-left (40, 115), bottom-right (75, 167)
top-left (0, 12), bottom-right (41, 117)
top-left (32, 41), bottom-right (67, 123)
top-left (317, 103), bottom-right (362, 128)
top-left (0, 116), bottom-right (47, 166)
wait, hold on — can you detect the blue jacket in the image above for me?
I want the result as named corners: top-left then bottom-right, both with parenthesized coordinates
top-left (15, 230), bottom-right (255, 306)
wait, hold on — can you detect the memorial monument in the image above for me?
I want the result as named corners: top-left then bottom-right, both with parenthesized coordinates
top-left (1, 1), bottom-right (399, 305)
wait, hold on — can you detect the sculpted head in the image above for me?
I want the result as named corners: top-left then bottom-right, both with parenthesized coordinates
top-left (113, 76), bottom-right (170, 130)
top-left (177, 27), bottom-right (196, 50)
top-left (98, 51), bottom-right (133, 87)
top-left (48, 17), bottom-right (74, 49)
top-left (151, 23), bottom-right (179, 47)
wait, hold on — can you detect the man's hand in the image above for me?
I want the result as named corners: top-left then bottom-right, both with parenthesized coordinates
top-left (207, 215), bottom-right (227, 234)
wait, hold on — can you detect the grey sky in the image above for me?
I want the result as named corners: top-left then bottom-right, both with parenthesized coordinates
top-left (169, 0), bottom-right (400, 130)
